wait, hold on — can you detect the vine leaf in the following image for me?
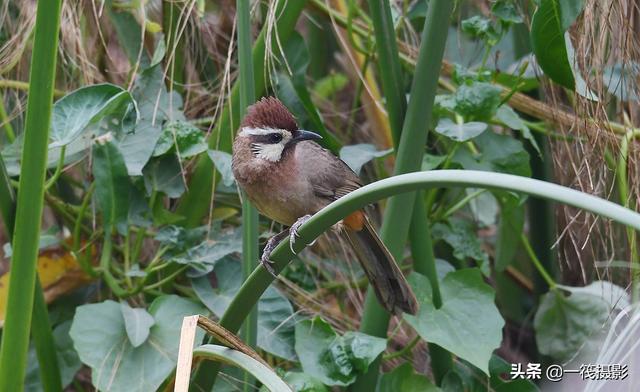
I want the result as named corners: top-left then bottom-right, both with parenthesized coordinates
top-left (404, 270), bottom-right (504, 375)
top-left (69, 295), bottom-right (206, 392)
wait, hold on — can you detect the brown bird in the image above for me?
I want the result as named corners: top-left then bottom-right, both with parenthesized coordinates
top-left (231, 97), bottom-right (418, 315)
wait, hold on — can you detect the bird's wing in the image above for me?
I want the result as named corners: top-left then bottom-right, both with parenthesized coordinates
top-left (296, 142), bottom-right (362, 202)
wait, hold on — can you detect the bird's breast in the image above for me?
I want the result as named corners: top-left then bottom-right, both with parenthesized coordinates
top-left (235, 162), bottom-right (315, 226)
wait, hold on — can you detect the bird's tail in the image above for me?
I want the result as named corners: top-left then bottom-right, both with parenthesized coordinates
top-left (342, 217), bottom-right (418, 315)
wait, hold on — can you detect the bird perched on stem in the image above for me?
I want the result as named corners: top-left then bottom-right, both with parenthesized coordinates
top-left (231, 97), bottom-right (418, 315)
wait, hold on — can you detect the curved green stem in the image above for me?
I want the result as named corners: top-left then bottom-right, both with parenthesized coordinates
top-left (44, 146), bottom-right (66, 190)
top-left (99, 234), bottom-right (127, 297)
top-left (210, 169), bottom-right (640, 362)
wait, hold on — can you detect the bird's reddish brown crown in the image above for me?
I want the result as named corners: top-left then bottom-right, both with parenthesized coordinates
top-left (241, 97), bottom-right (298, 132)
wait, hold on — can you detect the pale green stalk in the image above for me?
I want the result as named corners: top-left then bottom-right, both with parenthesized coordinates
top-left (0, 0), bottom-right (64, 388)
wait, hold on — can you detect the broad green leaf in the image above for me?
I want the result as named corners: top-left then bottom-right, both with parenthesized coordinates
top-left (115, 120), bottom-right (163, 176)
top-left (495, 106), bottom-right (540, 155)
top-left (143, 154), bottom-right (185, 198)
top-left (603, 62), bottom-right (640, 102)
top-left (132, 65), bottom-right (184, 124)
top-left (24, 321), bottom-right (82, 392)
top-left (377, 363), bottom-right (440, 392)
top-left (168, 228), bottom-right (242, 277)
top-left (435, 259), bottom-right (456, 281)
top-left (258, 286), bottom-right (298, 361)
top-left (207, 150), bottom-right (235, 187)
top-left (339, 144), bottom-right (393, 175)
top-left (153, 121), bottom-right (207, 158)
top-left (404, 270), bottom-right (505, 375)
top-left (92, 141), bottom-right (131, 229)
top-left (294, 317), bottom-right (386, 386)
top-left (467, 188), bottom-right (498, 227)
top-left (283, 372), bottom-right (328, 392)
top-left (155, 225), bottom-right (208, 253)
top-left (192, 258), bottom-right (297, 360)
top-left (69, 295), bottom-right (206, 392)
top-left (453, 131), bottom-right (531, 177)
top-left (433, 94), bottom-right (457, 120)
top-left (432, 219), bottom-right (488, 265)
top-left (494, 194), bottom-right (525, 271)
top-left (491, 0), bottom-right (523, 24)
top-left (149, 35), bottom-right (166, 69)
top-left (434, 118), bottom-right (487, 142)
top-left (118, 64), bottom-right (183, 175)
top-left (460, 16), bottom-right (499, 44)
top-left (109, 9), bottom-right (148, 67)
top-left (454, 82), bottom-right (502, 121)
top-left (534, 288), bottom-right (609, 361)
top-left (422, 153), bottom-right (447, 171)
top-left (557, 281), bottom-right (630, 311)
top-left (120, 302), bottom-right (155, 348)
top-left (50, 84), bottom-right (136, 148)
top-left (530, 0), bottom-right (585, 89)
top-left (313, 73), bottom-right (349, 100)
top-left (558, 0), bottom-right (586, 30)
top-left (281, 31), bottom-right (310, 77)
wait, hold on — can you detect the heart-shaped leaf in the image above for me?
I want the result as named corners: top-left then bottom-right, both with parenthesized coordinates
top-left (207, 150), bottom-right (235, 187)
top-left (404, 270), bottom-right (504, 375)
top-left (534, 288), bottom-right (609, 361)
top-left (434, 118), bottom-right (487, 142)
top-left (294, 317), bottom-right (386, 386)
top-left (339, 144), bottom-right (392, 175)
top-left (70, 295), bottom-right (205, 392)
top-left (377, 363), bottom-right (439, 392)
top-left (120, 302), bottom-right (155, 348)
top-left (530, 0), bottom-right (585, 89)
top-left (92, 141), bottom-right (131, 229)
top-left (50, 84), bottom-right (136, 148)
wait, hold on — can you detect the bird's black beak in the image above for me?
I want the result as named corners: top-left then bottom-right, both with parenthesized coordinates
top-left (291, 130), bottom-right (322, 143)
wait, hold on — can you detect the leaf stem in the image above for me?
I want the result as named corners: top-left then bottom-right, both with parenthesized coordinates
top-left (99, 233), bottom-right (127, 297)
top-left (520, 232), bottom-right (556, 290)
top-left (383, 336), bottom-right (420, 360)
top-left (0, 94), bottom-right (16, 142)
top-left (44, 146), bottom-right (66, 190)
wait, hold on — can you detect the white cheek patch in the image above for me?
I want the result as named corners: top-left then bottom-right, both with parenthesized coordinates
top-left (253, 143), bottom-right (286, 162)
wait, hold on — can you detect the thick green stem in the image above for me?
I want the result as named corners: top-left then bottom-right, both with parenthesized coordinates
top-left (365, 0), bottom-right (406, 145)
top-left (617, 130), bottom-right (640, 301)
top-left (354, 1), bottom-right (454, 389)
top-left (409, 192), bottom-right (452, 384)
top-left (0, 0), bottom-right (64, 388)
top-left (237, 0), bottom-right (259, 390)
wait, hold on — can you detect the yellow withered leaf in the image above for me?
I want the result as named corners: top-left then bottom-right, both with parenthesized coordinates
top-left (0, 249), bottom-right (93, 327)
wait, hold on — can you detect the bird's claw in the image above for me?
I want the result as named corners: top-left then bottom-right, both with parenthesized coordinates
top-left (260, 252), bottom-right (277, 277)
top-left (260, 228), bottom-right (290, 278)
top-left (289, 215), bottom-right (313, 254)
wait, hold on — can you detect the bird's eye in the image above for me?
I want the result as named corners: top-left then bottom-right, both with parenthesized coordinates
top-left (269, 133), bottom-right (283, 143)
